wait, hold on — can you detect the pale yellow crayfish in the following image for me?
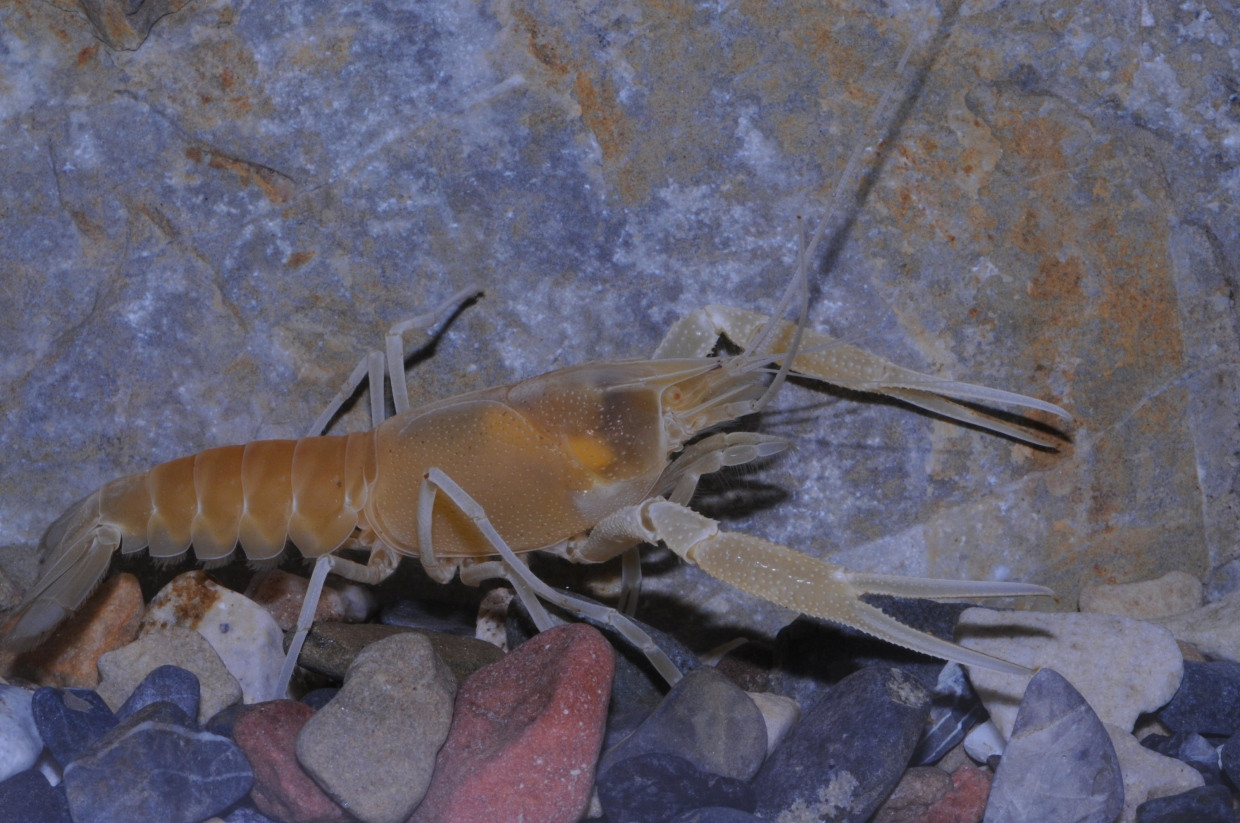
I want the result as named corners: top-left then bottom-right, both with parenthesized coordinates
top-left (1, 221), bottom-right (1069, 697)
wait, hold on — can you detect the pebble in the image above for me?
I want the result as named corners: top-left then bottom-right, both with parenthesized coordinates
top-left (1155, 587), bottom-right (1240, 663)
top-left (1220, 731), bottom-right (1240, 787)
top-left (298, 622), bottom-right (503, 683)
top-left (0, 768), bottom-right (72, 823)
top-left (0, 684), bottom-right (40, 781)
top-left (96, 626), bottom-right (242, 723)
top-left (62, 701), bottom-right (253, 823)
top-left (911, 662), bottom-right (988, 766)
top-left (116, 664), bottom-right (201, 722)
top-left (232, 700), bottom-right (349, 823)
top-left (245, 569), bottom-right (376, 631)
top-left (1078, 571), bottom-right (1203, 620)
top-left (31, 687), bottom-right (117, 766)
top-left (956, 608), bottom-right (1183, 736)
top-left (1157, 660), bottom-right (1240, 735)
top-left (873, 762), bottom-right (991, 823)
top-left (753, 665), bottom-right (930, 822)
top-left (1140, 731), bottom-right (1221, 784)
top-left (412, 623), bottom-right (614, 823)
top-left (669, 808), bottom-right (761, 823)
top-left (1108, 725), bottom-right (1205, 823)
top-left (142, 571), bottom-right (286, 702)
top-left (599, 665), bottom-right (768, 781)
top-left (5, 574), bottom-right (143, 690)
top-left (296, 632), bottom-right (456, 823)
top-left (596, 752), bottom-right (756, 823)
top-left (746, 690), bottom-right (800, 755)
top-left (380, 598), bottom-right (478, 636)
top-left (962, 719), bottom-right (1006, 765)
top-left (984, 669), bottom-right (1123, 823)
top-left (1135, 784), bottom-right (1235, 823)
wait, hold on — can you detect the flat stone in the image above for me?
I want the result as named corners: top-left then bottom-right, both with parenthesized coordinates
top-left (754, 665), bottom-right (931, 822)
top-left (411, 623), bottom-right (614, 823)
top-left (296, 632), bottom-right (456, 823)
top-left (871, 766), bottom-right (951, 823)
top-left (1155, 587), bottom-right (1240, 663)
top-left (1109, 725), bottom-right (1204, 823)
top-left (31, 687), bottom-right (116, 766)
top-left (6, 574), bottom-right (143, 690)
top-left (142, 571), bottom-right (285, 702)
top-left (233, 700), bottom-right (349, 823)
top-left (956, 608), bottom-right (1183, 737)
top-left (0, 768), bottom-right (72, 823)
top-left (1157, 661), bottom-right (1240, 735)
top-left (298, 622), bottom-right (503, 684)
top-left (599, 665), bottom-right (768, 781)
top-left (1135, 784), bottom-right (1235, 823)
top-left (596, 752), bottom-right (756, 823)
top-left (96, 626), bottom-right (242, 723)
top-left (0, 684), bottom-right (40, 781)
top-left (115, 664), bottom-right (200, 722)
top-left (1079, 572), bottom-right (1203, 620)
top-left (62, 702), bottom-right (253, 823)
top-left (984, 669), bottom-right (1123, 823)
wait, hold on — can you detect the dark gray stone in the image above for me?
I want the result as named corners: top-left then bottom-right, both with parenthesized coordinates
top-left (1135, 784), bottom-right (1235, 823)
top-left (910, 661), bottom-right (987, 766)
top-left (30, 688), bottom-right (117, 766)
top-left (754, 665), bottom-right (930, 822)
top-left (984, 668), bottom-right (1123, 823)
top-left (600, 665), bottom-right (768, 782)
top-left (62, 701), bottom-right (253, 823)
top-left (116, 664), bottom-right (201, 723)
top-left (1158, 661), bottom-right (1240, 736)
top-left (0, 769), bottom-right (72, 823)
top-left (669, 807), bottom-right (761, 823)
top-left (1140, 732), bottom-right (1222, 785)
top-left (597, 753), bottom-right (755, 823)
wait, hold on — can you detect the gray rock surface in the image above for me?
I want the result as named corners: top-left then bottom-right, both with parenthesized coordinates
top-left (295, 632), bottom-right (456, 823)
top-left (2, 1), bottom-right (1237, 650)
top-left (984, 668), bottom-right (1123, 823)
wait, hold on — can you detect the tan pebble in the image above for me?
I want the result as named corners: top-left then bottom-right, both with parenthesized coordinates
top-left (1079, 571), bottom-right (1203, 620)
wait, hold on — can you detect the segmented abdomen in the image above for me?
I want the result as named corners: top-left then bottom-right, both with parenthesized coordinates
top-left (99, 432), bottom-right (377, 563)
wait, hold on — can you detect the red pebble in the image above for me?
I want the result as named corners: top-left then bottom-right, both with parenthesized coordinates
top-left (234, 700), bottom-right (351, 823)
top-left (410, 623), bottom-right (615, 823)
top-left (924, 763), bottom-right (992, 823)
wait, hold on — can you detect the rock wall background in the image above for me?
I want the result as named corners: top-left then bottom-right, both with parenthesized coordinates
top-left (1, 0), bottom-right (1236, 640)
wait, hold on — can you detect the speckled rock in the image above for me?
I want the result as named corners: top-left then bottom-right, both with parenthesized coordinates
top-left (233, 700), bottom-right (349, 823)
top-left (115, 664), bottom-right (200, 722)
top-left (0, 768), bottom-right (72, 823)
top-left (1109, 725), bottom-right (1204, 823)
top-left (596, 752), bottom-right (756, 823)
top-left (983, 669), bottom-right (1123, 823)
top-left (1079, 572), bottom-right (1203, 620)
top-left (1157, 661), bottom-right (1240, 736)
top-left (956, 608), bottom-right (1182, 737)
top-left (96, 626), bottom-right (242, 723)
top-left (5, 573), bottom-right (143, 690)
top-left (0, 684), bottom-right (40, 781)
top-left (874, 763), bottom-right (991, 823)
top-left (142, 571), bottom-right (285, 702)
top-left (245, 570), bottom-right (375, 632)
top-left (754, 665), bottom-right (930, 822)
top-left (411, 623), bottom-right (614, 823)
top-left (296, 633), bottom-right (456, 823)
top-left (1155, 587), bottom-right (1240, 664)
top-left (298, 622), bottom-right (503, 684)
top-left (599, 665), bottom-right (767, 781)
top-left (62, 702), bottom-right (253, 823)
top-left (31, 687), bottom-right (116, 766)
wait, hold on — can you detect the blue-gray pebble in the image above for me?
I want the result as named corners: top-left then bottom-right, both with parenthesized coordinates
top-left (753, 665), bottom-right (930, 822)
top-left (31, 688), bottom-right (116, 766)
top-left (1135, 784), bottom-right (1235, 823)
top-left (596, 752), bottom-right (755, 823)
top-left (62, 701), bottom-right (252, 823)
top-left (115, 664), bottom-right (201, 722)
top-left (0, 769), bottom-right (71, 823)
top-left (1158, 661), bottom-right (1240, 736)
